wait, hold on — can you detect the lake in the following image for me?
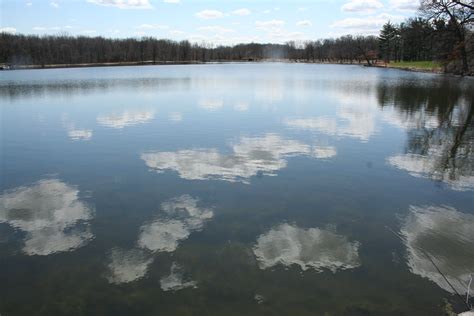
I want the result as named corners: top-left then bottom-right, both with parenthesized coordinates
top-left (0, 63), bottom-right (473, 315)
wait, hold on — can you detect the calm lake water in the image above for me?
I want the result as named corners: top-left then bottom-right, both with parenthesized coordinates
top-left (0, 63), bottom-right (473, 315)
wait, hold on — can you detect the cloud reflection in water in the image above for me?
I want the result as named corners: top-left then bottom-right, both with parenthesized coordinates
top-left (107, 248), bottom-right (154, 284)
top-left (198, 98), bottom-right (224, 111)
top-left (0, 179), bottom-right (94, 256)
top-left (387, 150), bottom-right (474, 191)
top-left (138, 195), bottom-right (214, 252)
top-left (160, 263), bottom-right (197, 291)
top-left (97, 111), bottom-right (155, 129)
top-left (106, 195), bottom-right (212, 284)
top-left (68, 129), bottom-right (93, 141)
top-left (284, 112), bottom-right (376, 142)
top-left (253, 223), bottom-right (361, 272)
top-left (400, 205), bottom-right (474, 295)
top-left (141, 134), bottom-right (336, 183)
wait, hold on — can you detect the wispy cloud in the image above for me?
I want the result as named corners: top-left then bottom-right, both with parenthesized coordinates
top-left (169, 29), bottom-right (185, 36)
top-left (341, 0), bottom-right (384, 14)
top-left (50, 1), bottom-right (59, 8)
top-left (296, 20), bottom-right (312, 27)
top-left (232, 8), bottom-right (251, 16)
top-left (198, 26), bottom-right (235, 33)
top-left (255, 20), bottom-right (285, 30)
top-left (87, 0), bottom-right (152, 10)
top-left (195, 10), bottom-right (224, 19)
top-left (390, 0), bottom-right (420, 12)
top-left (81, 29), bottom-right (97, 35)
top-left (136, 24), bottom-right (169, 30)
top-left (33, 25), bottom-right (73, 32)
top-left (0, 27), bottom-right (17, 34)
top-left (331, 13), bottom-right (404, 34)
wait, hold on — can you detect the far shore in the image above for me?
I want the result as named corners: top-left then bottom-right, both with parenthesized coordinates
top-left (1, 59), bottom-right (468, 76)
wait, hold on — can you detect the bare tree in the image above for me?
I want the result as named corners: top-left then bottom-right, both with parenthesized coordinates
top-left (420, 0), bottom-right (473, 74)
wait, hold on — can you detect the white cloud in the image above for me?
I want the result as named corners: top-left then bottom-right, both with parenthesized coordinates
top-left (141, 134), bottom-right (334, 183)
top-left (81, 29), bottom-right (97, 35)
top-left (97, 111), bottom-right (154, 129)
top-left (255, 20), bottom-right (285, 30)
top-left (341, 0), bottom-right (383, 14)
top-left (196, 10), bottom-right (225, 19)
top-left (32, 25), bottom-right (73, 33)
top-left (400, 205), bottom-right (474, 295)
top-left (0, 27), bottom-right (17, 34)
top-left (106, 248), bottom-right (154, 284)
top-left (136, 24), bottom-right (169, 30)
top-left (187, 34), bottom-right (260, 46)
top-left (253, 224), bottom-right (361, 272)
top-left (390, 0), bottom-right (420, 12)
top-left (297, 7), bottom-right (307, 12)
top-left (254, 20), bottom-right (307, 43)
top-left (0, 179), bottom-right (94, 256)
top-left (50, 1), bottom-right (59, 8)
top-left (169, 29), bottom-right (185, 36)
top-left (232, 8), bottom-right (251, 16)
top-left (331, 13), bottom-right (404, 34)
top-left (87, 0), bottom-right (152, 9)
top-left (26, 1), bottom-right (33, 6)
top-left (33, 26), bottom-right (61, 31)
top-left (163, 0), bottom-right (180, 3)
top-left (138, 195), bottom-right (213, 252)
top-left (296, 20), bottom-right (312, 27)
top-left (160, 263), bottom-right (197, 291)
top-left (198, 26), bottom-right (234, 34)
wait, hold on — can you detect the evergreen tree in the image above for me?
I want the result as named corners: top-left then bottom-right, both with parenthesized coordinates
top-left (378, 22), bottom-right (400, 62)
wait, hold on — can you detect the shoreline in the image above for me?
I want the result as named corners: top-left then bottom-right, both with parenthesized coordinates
top-left (1, 60), bottom-right (469, 76)
top-left (1, 60), bottom-right (208, 70)
top-left (370, 63), bottom-right (445, 75)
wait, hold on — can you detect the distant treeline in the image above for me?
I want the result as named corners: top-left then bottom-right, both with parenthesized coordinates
top-left (0, 33), bottom-right (379, 65)
top-left (0, 0), bottom-right (472, 74)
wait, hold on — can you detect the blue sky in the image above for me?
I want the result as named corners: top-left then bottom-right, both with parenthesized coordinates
top-left (1, 0), bottom-right (420, 44)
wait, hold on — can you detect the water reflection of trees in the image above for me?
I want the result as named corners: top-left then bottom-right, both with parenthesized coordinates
top-left (0, 78), bottom-right (192, 100)
top-left (379, 78), bottom-right (474, 190)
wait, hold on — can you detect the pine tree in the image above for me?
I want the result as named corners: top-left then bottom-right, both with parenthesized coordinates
top-left (378, 22), bottom-right (399, 63)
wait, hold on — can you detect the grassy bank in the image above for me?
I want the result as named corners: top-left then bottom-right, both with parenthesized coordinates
top-left (388, 61), bottom-right (442, 72)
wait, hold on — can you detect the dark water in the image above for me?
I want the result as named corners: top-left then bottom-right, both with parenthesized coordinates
top-left (0, 63), bottom-right (473, 316)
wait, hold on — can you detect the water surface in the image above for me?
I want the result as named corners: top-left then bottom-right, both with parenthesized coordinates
top-left (1, 63), bottom-right (473, 315)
